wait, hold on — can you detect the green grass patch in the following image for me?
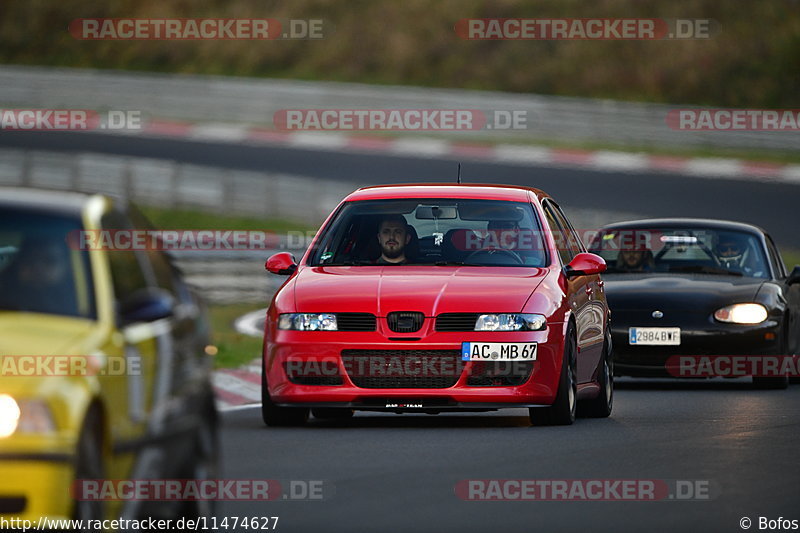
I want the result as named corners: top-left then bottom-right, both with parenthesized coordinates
top-left (209, 304), bottom-right (264, 369)
top-left (782, 250), bottom-right (800, 271)
top-left (139, 206), bottom-right (313, 233)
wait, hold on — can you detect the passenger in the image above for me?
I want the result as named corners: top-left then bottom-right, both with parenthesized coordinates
top-left (485, 219), bottom-right (521, 250)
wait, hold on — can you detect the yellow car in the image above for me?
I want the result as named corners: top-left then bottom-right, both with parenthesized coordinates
top-left (0, 187), bottom-right (217, 522)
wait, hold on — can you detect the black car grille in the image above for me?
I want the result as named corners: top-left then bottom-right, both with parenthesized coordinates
top-left (386, 311), bottom-right (425, 333)
top-left (466, 361), bottom-right (534, 387)
top-left (341, 349), bottom-right (463, 388)
top-left (336, 313), bottom-right (377, 331)
top-left (435, 313), bottom-right (479, 331)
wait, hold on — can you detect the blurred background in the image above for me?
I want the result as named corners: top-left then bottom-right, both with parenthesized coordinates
top-left (0, 0), bottom-right (798, 370)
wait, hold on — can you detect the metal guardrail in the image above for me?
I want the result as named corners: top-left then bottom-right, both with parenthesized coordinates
top-left (0, 148), bottom-right (358, 225)
top-left (169, 249), bottom-right (297, 305)
top-left (1, 65), bottom-right (797, 151)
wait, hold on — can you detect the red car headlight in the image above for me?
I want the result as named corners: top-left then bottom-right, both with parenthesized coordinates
top-left (278, 313), bottom-right (338, 331)
top-left (474, 313), bottom-right (547, 331)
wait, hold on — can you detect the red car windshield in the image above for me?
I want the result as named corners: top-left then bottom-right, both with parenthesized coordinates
top-left (308, 198), bottom-right (548, 267)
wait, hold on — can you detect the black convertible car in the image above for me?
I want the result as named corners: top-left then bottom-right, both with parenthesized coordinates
top-left (588, 218), bottom-right (800, 388)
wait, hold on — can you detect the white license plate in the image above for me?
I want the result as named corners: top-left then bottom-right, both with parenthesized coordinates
top-left (629, 327), bottom-right (681, 345)
top-left (461, 342), bottom-right (537, 361)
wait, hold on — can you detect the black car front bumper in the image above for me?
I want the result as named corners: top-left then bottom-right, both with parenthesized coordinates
top-left (611, 318), bottom-right (783, 377)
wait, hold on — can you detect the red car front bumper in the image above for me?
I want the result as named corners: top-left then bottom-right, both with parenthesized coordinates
top-left (264, 325), bottom-right (565, 409)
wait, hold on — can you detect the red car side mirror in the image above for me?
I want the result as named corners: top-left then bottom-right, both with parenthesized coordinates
top-left (565, 252), bottom-right (606, 278)
top-left (266, 252), bottom-right (297, 275)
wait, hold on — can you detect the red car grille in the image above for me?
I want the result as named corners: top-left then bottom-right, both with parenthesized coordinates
top-left (466, 361), bottom-right (534, 387)
top-left (341, 349), bottom-right (463, 388)
top-left (336, 313), bottom-right (377, 331)
top-left (284, 361), bottom-right (344, 386)
top-left (435, 313), bottom-right (479, 331)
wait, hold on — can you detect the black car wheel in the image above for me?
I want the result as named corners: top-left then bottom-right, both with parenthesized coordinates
top-left (580, 327), bottom-right (613, 418)
top-left (262, 360), bottom-right (309, 426)
top-left (530, 325), bottom-right (577, 426)
top-left (181, 393), bottom-right (220, 518)
top-left (753, 332), bottom-right (791, 389)
top-left (72, 406), bottom-right (105, 521)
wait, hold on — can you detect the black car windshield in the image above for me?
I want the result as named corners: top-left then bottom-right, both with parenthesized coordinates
top-left (308, 198), bottom-right (548, 267)
top-left (0, 208), bottom-right (97, 318)
top-left (589, 227), bottom-right (770, 279)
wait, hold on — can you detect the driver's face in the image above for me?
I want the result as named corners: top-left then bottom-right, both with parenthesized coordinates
top-left (621, 249), bottom-right (645, 266)
top-left (717, 241), bottom-right (742, 257)
top-left (378, 221), bottom-right (409, 259)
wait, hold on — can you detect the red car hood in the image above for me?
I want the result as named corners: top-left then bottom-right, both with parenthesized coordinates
top-left (292, 266), bottom-right (547, 316)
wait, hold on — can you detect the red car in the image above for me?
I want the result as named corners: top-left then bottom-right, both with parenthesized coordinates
top-left (262, 184), bottom-right (611, 426)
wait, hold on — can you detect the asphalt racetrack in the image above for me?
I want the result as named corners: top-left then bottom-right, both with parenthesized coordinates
top-left (219, 380), bottom-right (800, 533)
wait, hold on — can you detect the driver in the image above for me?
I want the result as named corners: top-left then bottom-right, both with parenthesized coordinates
top-left (715, 233), bottom-right (749, 272)
top-left (616, 249), bottom-right (655, 272)
top-left (0, 236), bottom-right (76, 315)
top-left (376, 215), bottom-right (411, 264)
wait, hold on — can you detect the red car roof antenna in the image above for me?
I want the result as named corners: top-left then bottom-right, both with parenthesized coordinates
top-left (457, 162), bottom-right (462, 184)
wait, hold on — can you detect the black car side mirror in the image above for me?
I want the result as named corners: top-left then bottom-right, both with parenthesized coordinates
top-left (119, 287), bottom-right (175, 325)
top-left (787, 266), bottom-right (800, 286)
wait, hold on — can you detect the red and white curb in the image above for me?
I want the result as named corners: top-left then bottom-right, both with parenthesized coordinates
top-left (116, 119), bottom-right (800, 184)
top-left (213, 361), bottom-right (262, 412)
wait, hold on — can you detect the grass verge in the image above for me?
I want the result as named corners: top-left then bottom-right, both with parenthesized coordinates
top-left (209, 304), bottom-right (264, 369)
top-left (139, 206), bottom-right (313, 233)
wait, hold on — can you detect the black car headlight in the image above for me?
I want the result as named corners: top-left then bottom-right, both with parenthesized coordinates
top-left (278, 313), bottom-right (338, 331)
top-left (714, 303), bottom-right (768, 324)
top-left (474, 313), bottom-right (547, 331)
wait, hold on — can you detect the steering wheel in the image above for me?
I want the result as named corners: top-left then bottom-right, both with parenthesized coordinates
top-left (464, 248), bottom-right (524, 265)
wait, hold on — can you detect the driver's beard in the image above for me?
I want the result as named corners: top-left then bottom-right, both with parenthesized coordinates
top-left (382, 245), bottom-right (404, 259)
